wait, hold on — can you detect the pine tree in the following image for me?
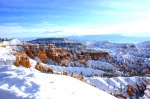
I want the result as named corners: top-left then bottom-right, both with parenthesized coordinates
top-left (5, 38), bottom-right (8, 41)
top-left (80, 71), bottom-right (83, 76)
top-left (1, 38), bottom-right (4, 41)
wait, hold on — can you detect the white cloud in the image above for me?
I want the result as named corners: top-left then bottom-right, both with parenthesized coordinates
top-left (61, 20), bottom-right (150, 37)
top-left (1, 20), bottom-right (150, 39)
top-left (0, 22), bottom-right (62, 38)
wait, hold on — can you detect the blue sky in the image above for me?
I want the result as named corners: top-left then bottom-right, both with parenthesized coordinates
top-left (0, 0), bottom-right (150, 38)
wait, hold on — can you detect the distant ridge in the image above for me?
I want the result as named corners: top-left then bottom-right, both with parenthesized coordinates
top-left (66, 34), bottom-right (150, 44)
top-left (17, 34), bottom-right (150, 43)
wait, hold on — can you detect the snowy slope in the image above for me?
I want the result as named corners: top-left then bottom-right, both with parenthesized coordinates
top-left (0, 65), bottom-right (117, 99)
top-left (1, 39), bottom-right (150, 99)
top-left (0, 42), bottom-right (116, 99)
top-left (0, 44), bottom-right (105, 78)
top-left (0, 46), bottom-right (15, 62)
top-left (30, 58), bottom-right (105, 77)
top-left (142, 84), bottom-right (150, 99)
top-left (9, 39), bottom-right (23, 45)
top-left (87, 60), bottom-right (118, 71)
top-left (86, 76), bottom-right (150, 99)
top-left (1, 39), bottom-right (23, 46)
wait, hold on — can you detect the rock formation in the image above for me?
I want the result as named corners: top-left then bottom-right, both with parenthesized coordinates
top-left (14, 52), bottom-right (31, 68)
top-left (37, 50), bottom-right (48, 63)
top-left (35, 62), bottom-right (54, 74)
top-left (114, 93), bottom-right (127, 99)
top-left (14, 56), bottom-right (19, 66)
top-left (79, 59), bottom-right (87, 66)
top-left (63, 71), bottom-right (69, 76)
top-left (126, 85), bottom-right (135, 96)
top-left (22, 43), bottom-right (109, 66)
top-left (61, 59), bottom-right (67, 66)
top-left (27, 51), bottom-right (34, 59)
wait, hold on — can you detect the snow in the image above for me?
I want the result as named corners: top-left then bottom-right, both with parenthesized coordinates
top-left (34, 56), bottom-right (43, 63)
top-left (1, 38), bottom-right (150, 99)
top-left (87, 60), bottom-right (118, 71)
top-left (86, 76), bottom-right (150, 98)
top-left (0, 43), bottom-right (116, 99)
top-left (147, 85), bottom-right (150, 89)
top-left (0, 39), bottom-right (23, 46)
top-left (9, 39), bottom-right (23, 45)
top-left (0, 46), bottom-right (15, 61)
top-left (31, 58), bottom-right (105, 77)
top-left (142, 85), bottom-right (150, 99)
top-left (10, 46), bottom-right (24, 51)
top-left (0, 65), bottom-right (116, 99)
top-left (51, 66), bottom-right (105, 76)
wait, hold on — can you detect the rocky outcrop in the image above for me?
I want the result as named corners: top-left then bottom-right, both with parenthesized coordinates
top-left (20, 56), bottom-right (30, 68)
top-left (14, 53), bottom-right (31, 68)
top-left (113, 93), bottom-right (127, 99)
top-left (63, 71), bottom-right (69, 76)
top-left (130, 70), bottom-right (138, 76)
top-left (126, 85), bottom-right (136, 96)
top-left (61, 59), bottom-right (67, 66)
top-left (85, 54), bottom-right (91, 61)
top-left (37, 50), bottom-right (48, 63)
top-left (35, 62), bottom-right (54, 74)
top-left (14, 56), bottom-right (19, 66)
top-left (79, 59), bottom-right (87, 66)
top-left (26, 51), bottom-right (34, 59)
top-left (72, 73), bottom-right (84, 80)
top-left (22, 43), bottom-right (109, 66)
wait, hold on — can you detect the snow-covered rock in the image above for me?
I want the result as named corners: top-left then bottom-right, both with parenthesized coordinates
top-left (9, 39), bottom-right (23, 45)
top-left (86, 76), bottom-right (150, 99)
top-left (87, 60), bottom-right (118, 71)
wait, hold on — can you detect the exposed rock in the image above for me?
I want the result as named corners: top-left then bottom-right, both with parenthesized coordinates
top-left (63, 71), bottom-right (69, 76)
top-left (14, 52), bottom-right (31, 68)
top-left (61, 59), bottom-right (67, 66)
top-left (14, 56), bottom-right (19, 66)
top-left (47, 68), bottom-right (54, 74)
top-left (114, 93), bottom-right (127, 99)
top-left (37, 50), bottom-right (48, 63)
top-left (79, 59), bottom-right (87, 66)
top-left (27, 51), bottom-right (34, 59)
top-left (35, 62), bottom-right (54, 74)
top-left (126, 85), bottom-right (134, 96)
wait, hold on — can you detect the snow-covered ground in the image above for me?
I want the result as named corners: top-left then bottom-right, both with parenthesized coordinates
top-left (0, 38), bottom-right (150, 99)
top-left (0, 39), bottom-right (117, 99)
top-left (0, 39), bottom-right (24, 46)
top-left (142, 84), bottom-right (150, 99)
top-left (0, 65), bottom-right (116, 99)
top-left (0, 46), bottom-right (15, 62)
top-left (86, 76), bottom-right (150, 99)
top-left (33, 57), bottom-right (105, 76)
top-left (87, 60), bottom-right (118, 71)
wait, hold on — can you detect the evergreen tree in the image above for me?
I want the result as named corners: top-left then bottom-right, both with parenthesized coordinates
top-left (80, 71), bottom-right (83, 76)
top-left (1, 38), bottom-right (4, 41)
top-left (5, 38), bottom-right (7, 41)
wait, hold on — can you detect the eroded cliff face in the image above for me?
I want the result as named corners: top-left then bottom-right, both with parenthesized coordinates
top-left (22, 44), bottom-right (109, 66)
top-left (37, 50), bottom-right (48, 63)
